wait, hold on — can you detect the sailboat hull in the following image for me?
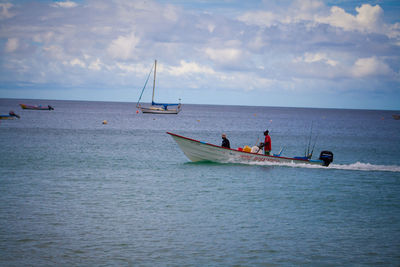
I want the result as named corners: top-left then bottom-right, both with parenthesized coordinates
top-left (167, 132), bottom-right (330, 166)
top-left (140, 106), bottom-right (181, 114)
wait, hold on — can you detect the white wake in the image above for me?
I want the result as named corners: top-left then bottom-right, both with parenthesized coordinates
top-left (245, 160), bottom-right (400, 172)
top-left (328, 162), bottom-right (400, 172)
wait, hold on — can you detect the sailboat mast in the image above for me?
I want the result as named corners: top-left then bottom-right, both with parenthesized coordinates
top-left (152, 60), bottom-right (157, 103)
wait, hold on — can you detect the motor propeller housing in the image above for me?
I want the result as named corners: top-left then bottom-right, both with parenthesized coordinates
top-left (319, 151), bottom-right (334, 166)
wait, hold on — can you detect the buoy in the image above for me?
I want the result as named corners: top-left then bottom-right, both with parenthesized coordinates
top-left (102, 120), bottom-right (108, 125)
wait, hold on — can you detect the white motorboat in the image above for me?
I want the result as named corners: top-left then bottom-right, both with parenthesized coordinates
top-left (167, 132), bottom-right (333, 167)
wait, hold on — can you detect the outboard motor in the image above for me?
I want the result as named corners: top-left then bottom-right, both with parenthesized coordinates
top-left (9, 111), bottom-right (20, 119)
top-left (319, 151), bottom-right (333, 166)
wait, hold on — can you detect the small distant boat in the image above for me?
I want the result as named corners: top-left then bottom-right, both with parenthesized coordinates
top-left (167, 132), bottom-right (334, 167)
top-left (20, 104), bottom-right (54, 110)
top-left (0, 111), bottom-right (20, 120)
top-left (136, 60), bottom-right (181, 114)
top-left (393, 114), bottom-right (400, 120)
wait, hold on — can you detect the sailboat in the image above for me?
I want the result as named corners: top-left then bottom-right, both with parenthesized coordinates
top-left (136, 60), bottom-right (182, 114)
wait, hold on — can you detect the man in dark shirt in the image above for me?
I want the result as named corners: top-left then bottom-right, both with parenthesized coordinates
top-left (221, 133), bottom-right (230, 148)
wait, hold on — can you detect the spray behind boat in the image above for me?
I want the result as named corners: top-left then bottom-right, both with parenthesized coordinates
top-left (306, 122), bottom-right (334, 166)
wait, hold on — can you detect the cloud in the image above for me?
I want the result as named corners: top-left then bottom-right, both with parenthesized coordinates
top-left (51, 1), bottom-right (78, 8)
top-left (107, 33), bottom-right (140, 60)
top-left (351, 57), bottom-right (393, 78)
top-left (237, 0), bottom-right (324, 27)
top-left (67, 58), bottom-right (86, 68)
top-left (5, 38), bottom-right (18, 53)
top-left (238, 11), bottom-right (277, 28)
top-left (292, 53), bottom-right (397, 80)
top-left (238, 2), bottom-right (399, 39)
top-left (0, 3), bottom-right (14, 20)
top-left (88, 58), bottom-right (102, 71)
top-left (115, 63), bottom-right (151, 76)
top-left (316, 4), bottom-right (384, 34)
top-left (205, 47), bottom-right (243, 66)
top-left (43, 45), bottom-right (65, 60)
top-left (163, 4), bottom-right (178, 22)
top-left (294, 52), bottom-right (338, 67)
top-left (167, 60), bottom-right (215, 76)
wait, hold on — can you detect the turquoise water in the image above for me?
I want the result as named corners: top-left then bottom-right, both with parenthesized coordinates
top-left (1, 99), bottom-right (400, 266)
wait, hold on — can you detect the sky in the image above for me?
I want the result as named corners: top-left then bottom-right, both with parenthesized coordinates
top-left (0, 0), bottom-right (399, 110)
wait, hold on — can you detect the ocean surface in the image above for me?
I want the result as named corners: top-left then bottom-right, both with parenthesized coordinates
top-left (1, 98), bottom-right (399, 266)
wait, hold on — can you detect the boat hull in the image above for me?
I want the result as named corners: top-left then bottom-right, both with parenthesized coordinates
top-left (167, 132), bottom-right (329, 166)
top-left (20, 104), bottom-right (54, 110)
top-left (140, 106), bottom-right (181, 114)
top-left (0, 115), bottom-right (17, 120)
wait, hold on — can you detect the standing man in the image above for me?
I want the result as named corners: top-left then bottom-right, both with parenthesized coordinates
top-left (221, 133), bottom-right (230, 149)
top-left (264, 130), bottom-right (271, 155)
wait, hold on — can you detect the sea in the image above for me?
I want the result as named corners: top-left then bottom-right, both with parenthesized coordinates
top-left (1, 98), bottom-right (399, 266)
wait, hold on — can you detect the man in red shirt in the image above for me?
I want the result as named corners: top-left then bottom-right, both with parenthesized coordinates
top-left (264, 130), bottom-right (271, 155)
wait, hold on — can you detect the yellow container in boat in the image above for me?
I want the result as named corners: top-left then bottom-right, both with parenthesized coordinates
top-left (243, 145), bottom-right (251, 152)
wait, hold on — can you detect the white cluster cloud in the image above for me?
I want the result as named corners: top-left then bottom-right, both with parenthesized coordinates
top-left (68, 58), bottom-right (85, 68)
top-left (51, 1), bottom-right (78, 8)
top-left (205, 48), bottom-right (243, 66)
top-left (316, 4), bottom-right (384, 34)
top-left (239, 1), bottom-right (399, 39)
top-left (294, 53), bottom-right (338, 67)
top-left (5, 38), bottom-right (18, 52)
top-left (0, 3), bottom-right (14, 19)
top-left (168, 60), bottom-right (215, 76)
top-left (351, 57), bottom-right (393, 78)
top-left (107, 33), bottom-right (140, 60)
top-left (88, 58), bottom-right (102, 71)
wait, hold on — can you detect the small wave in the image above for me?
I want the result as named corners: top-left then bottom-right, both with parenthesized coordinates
top-left (243, 160), bottom-right (400, 172)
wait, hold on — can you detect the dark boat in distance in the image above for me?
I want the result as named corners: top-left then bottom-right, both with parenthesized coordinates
top-left (0, 111), bottom-right (20, 120)
top-left (20, 104), bottom-right (54, 110)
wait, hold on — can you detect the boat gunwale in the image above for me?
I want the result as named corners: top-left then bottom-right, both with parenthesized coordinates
top-left (166, 132), bottom-right (312, 163)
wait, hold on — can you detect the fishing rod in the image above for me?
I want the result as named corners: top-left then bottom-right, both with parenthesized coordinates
top-left (310, 134), bottom-right (319, 158)
top-left (306, 121), bottom-right (314, 158)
